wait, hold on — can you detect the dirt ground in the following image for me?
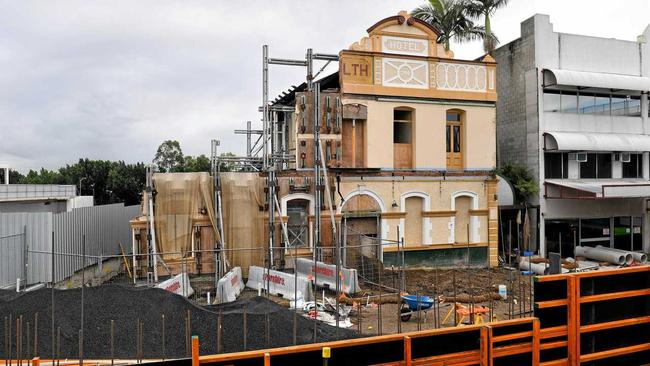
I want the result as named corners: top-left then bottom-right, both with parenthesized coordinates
top-left (351, 267), bottom-right (534, 336)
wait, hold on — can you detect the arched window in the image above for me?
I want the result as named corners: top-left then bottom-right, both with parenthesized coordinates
top-left (446, 110), bottom-right (464, 170)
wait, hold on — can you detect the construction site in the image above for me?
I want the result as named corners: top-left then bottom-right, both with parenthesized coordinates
top-left (3, 7), bottom-right (650, 366)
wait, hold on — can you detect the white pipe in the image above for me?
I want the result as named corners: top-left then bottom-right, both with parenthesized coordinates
top-left (595, 245), bottom-right (646, 263)
top-left (575, 246), bottom-right (626, 265)
top-left (518, 257), bottom-right (548, 275)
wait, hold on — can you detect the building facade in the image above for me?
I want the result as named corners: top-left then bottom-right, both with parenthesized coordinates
top-left (268, 11), bottom-right (499, 267)
top-left (495, 14), bottom-right (650, 256)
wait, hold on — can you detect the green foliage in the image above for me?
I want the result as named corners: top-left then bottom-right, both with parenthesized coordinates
top-left (466, 0), bottom-right (508, 53)
top-left (497, 162), bottom-right (538, 203)
top-left (153, 140), bottom-right (184, 173)
top-left (16, 159), bottom-right (146, 205)
top-left (411, 0), bottom-right (497, 52)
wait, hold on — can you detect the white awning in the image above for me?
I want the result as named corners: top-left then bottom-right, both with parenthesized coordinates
top-left (543, 69), bottom-right (650, 93)
top-left (546, 179), bottom-right (650, 199)
top-left (544, 131), bottom-right (650, 152)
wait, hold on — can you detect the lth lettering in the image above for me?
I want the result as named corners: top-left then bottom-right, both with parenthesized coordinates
top-left (343, 63), bottom-right (369, 76)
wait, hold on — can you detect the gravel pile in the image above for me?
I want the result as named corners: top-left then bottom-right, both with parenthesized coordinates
top-left (0, 284), bottom-right (357, 359)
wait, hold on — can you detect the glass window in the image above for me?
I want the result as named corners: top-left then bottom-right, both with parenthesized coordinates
top-left (446, 112), bottom-right (461, 122)
top-left (453, 126), bottom-right (461, 152)
top-left (597, 153), bottom-right (612, 178)
top-left (560, 92), bottom-right (578, 113)
top-left (594, 95), bottom-right (610, 115)
top-left (613, 216), bottom-right (632, 251)
top-left (581, 218), bottom-right (611, 242)
top-left (611, 95), bottom-right (628, 116)
top-left (580, 154), bottom-right (597, 178)
top-left (545, 152), bottom-right (568, 179)
top-left (622, 153), bottom-right (643, 178)
top-left (545, 219), bottom-right (579, 257)
top-left (633, 216), bottom-right (643, 252)
top-left (287, 199), bottom-right (309, 248)
top-left (578, 93), bottom-right (596, 114)
top-left (628, 96), bottom-right (641, 116)
top-left (543, 92), bottom-right (561, 113)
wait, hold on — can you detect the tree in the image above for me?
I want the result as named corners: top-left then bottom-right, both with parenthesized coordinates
top-left (183, 154), bottom-right (211, 172)
top-left (497, 162), bottom-right (538, 203)
top-left (153, 140), bottom-right (184, 173)
top-left (466, 0), bottom-right (508, 53)
top-left (411, 0), bottom-right (495, 52)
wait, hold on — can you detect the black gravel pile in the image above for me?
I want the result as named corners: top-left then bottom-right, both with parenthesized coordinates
top-left (0, 284), bottom-right (357, 359)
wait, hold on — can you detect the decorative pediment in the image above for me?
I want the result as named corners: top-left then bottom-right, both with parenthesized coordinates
top-left (340, 11), bottom-right (497, 103)
top-left (348, 11), bottom-right (446, 58)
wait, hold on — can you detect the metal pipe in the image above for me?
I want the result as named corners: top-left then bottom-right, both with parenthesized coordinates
top-left (575, 246), bottom-right (627, 265)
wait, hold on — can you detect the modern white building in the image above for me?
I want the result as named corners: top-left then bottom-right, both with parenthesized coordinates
top-left (495, 14), bottom-right (650, 256)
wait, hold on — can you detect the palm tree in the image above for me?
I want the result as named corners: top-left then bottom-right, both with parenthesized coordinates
top-left (411, 0), bottom-right (494, 53)
top-left (466, 0), bottom-right (508, 53)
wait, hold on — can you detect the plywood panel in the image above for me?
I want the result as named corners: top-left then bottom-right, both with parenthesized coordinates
top-left (404, 196), bottom-right (423, 246)
top-left (455, 196), bottom-right (471, 243)
top-left (342, 119), bottom-right (366, 168)
top-left (342, 194), bottom-right (381, 213)
top-left (394, 143), bottom-right (412, 169)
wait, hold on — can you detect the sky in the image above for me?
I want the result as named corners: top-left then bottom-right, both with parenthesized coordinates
top-left (1, 0), bottom-right (649, 173)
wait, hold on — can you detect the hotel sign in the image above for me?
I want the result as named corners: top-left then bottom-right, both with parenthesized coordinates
top-left (340, 54), bottom-right (373, 85)
top-left (381, 36), bottom-right (428, 56)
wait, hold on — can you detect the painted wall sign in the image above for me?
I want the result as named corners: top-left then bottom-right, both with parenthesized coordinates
top-left (381, 36), bottom-right (428, 56)
top-left (340, 54), bottom-right (373, 84)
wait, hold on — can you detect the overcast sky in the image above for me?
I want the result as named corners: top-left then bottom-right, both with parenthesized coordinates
top-left (1, 0), bottom-right (649, 173)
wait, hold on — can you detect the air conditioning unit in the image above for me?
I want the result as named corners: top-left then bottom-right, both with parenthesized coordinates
top-left (615, 153), bottom-right (631, 162)
top-left (569, 153), bottom-right (588, 163)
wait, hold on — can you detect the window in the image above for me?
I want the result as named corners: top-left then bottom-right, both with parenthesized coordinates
top-left (560, 92), bottom-right (578, 113)
top-left (594, 95), bottom-right (610, 115)
top-left (578, 93), bottom-right (596, 114)
top-left (286, 199), bottom-right (309, 248)
top-left (544, 152), bottom-right (568, 179)
top-left (611, 95), bottom-right (628, 116)
top-left (580, 153), bottom-right (611, 179)
top-left (543, 91), bottom-right (561, 113)
top-left (622, 153), bottom-right (643, 178)
top-left (393, 110), bottom-right (412, 143)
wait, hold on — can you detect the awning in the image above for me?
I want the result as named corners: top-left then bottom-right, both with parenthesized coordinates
top-left (545, 179), bottom-right (650, 199)
top-left (544, 131), bottom-right (650, 152)
top-left (543, 69), bottom-right (650, 93)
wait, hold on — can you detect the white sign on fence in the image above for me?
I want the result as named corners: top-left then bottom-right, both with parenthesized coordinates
top-left (295, 258), bottom-right (361, 295)
top-left (156, 273), bottom-right (194, 298)
top-left (216, 267), bottom-right (245, 303)
top-left (246, 266), bottom-right (313, 300)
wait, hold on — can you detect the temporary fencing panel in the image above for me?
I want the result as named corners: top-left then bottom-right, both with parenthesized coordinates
top-left (295, 258), bottom-right (362, 294)
top-left (246, 266), bottom-right (313, 300)
top-left (533, 274), bottom-right (573, 366)
top-left (215, 266), bottom-right (245, 303)
top-left (487, 318), bottom-right (539, 366)
top-left (198, 324), bottom-right (490, 366)
top-left (534, 265), bottom-right (650, 366)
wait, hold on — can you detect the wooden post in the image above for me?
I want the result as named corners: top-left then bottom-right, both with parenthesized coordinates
top-left (263, 352), bottom-right (271, 366)
top-left (191, 336), bottom-right (200, 366)
top-left (403, 336), bottom-right (412, 366)
top-left (32, 358), bottom-right (39, 366)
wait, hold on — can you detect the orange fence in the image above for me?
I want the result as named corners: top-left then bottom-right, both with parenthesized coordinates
top-left (189, 318), bottom-right (539, 366)
top-left (142, 266), bottom-right (650, 366)
top-left (534, 265), bottom-right (650, 366)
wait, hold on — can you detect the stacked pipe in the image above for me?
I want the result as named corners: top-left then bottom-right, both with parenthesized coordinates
top-left (574, 246), bottom-right (633, 265)
top-left (595, 245), bottom-right (647, 264)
